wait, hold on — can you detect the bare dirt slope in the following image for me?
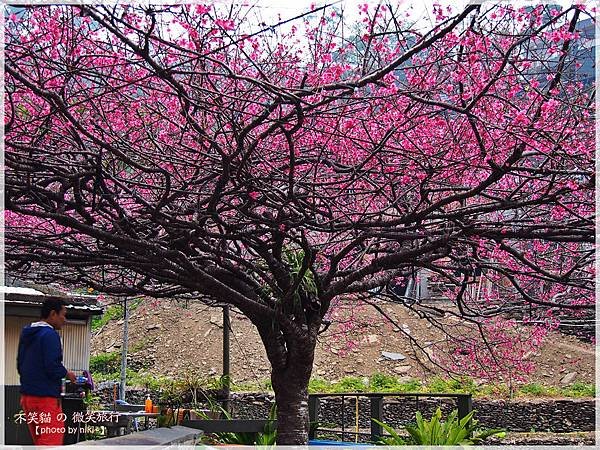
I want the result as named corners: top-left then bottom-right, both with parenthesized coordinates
top-left (90, 299), bottom-right (594, 388)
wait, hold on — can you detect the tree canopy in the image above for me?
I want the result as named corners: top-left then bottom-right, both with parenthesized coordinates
top-left (5, 3), bottom-right (595, 443)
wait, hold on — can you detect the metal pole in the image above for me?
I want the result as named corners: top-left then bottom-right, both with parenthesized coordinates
top-left (222, 305), bottom-right (230, 413)
top-left (119, 297), bottom-right (128, 401)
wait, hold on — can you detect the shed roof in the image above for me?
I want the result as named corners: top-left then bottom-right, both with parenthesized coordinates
top-left (1, 286), bottom-right (103, 315)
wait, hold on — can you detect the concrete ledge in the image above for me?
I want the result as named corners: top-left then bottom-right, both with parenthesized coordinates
top-left (75, 425), bottom-right (202, 447)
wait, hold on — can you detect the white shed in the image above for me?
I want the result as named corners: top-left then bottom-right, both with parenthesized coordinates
top-left (2, 287), bottom-right (103, 445)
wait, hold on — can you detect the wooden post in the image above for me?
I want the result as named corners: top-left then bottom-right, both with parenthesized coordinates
top-left (370, 396), bottom-right (383, 442)
top-left (308, 396), bottom-right (320, 439)
top-left (457, 394), bottom-right (473, 435)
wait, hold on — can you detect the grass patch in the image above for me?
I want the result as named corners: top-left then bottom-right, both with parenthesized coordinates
top-left (91, 297), bottom-right (144, 331)
top-left (559, 382), bottom-right (595, 398)
top-left (514, 382), bottom-right (595, 398)
top-left (91, 305), bottom-right (123, 331)
top-left (307, 375), bottom-right (593, 399)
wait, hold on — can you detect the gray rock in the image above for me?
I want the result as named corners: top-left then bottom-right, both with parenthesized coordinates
top-left (560, 372), bottom-right (577, 385)
top-left (381, 351), bottom-right (406, 361)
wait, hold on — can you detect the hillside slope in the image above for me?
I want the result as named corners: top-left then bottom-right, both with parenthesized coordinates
top-left (90, 299), bottom-right (594, 388)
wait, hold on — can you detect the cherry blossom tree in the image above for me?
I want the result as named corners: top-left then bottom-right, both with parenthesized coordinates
top-left (5, 3), bottom-right (594, 443)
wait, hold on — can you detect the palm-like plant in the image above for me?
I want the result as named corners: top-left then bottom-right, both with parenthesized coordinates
top-left (373, 407), bottom-right (505, 445)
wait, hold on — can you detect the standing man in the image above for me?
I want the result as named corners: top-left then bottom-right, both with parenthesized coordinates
top-left (17, 298), bottom-right (76, 445)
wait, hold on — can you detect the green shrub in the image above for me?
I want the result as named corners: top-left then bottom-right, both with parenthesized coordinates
top-left (370, 373), bottom-right (399, 392)
top-left (514, 382), bottom-right (595, 398)
top-left (309, 378), bottom-right (332, 393)
top-left (518, 383), bottom-right (549, 397)
top-left (333, 376), bottom-right (367, 393)
top-left (89, 352), bottom-right (121, 374)
top-left (562, 382), bottom-right (595, 398)
top-left (91, 369), bottom-right (176, 392)
top-left (426, 376), bottom-right (476, 394)
top-left (396, 378), bottom-right (422, 393)
top-left (307, 374), bottom-right (423, 394)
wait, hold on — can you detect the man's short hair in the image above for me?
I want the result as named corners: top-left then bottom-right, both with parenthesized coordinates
top-left (41, 298), bottom-right (66, 319)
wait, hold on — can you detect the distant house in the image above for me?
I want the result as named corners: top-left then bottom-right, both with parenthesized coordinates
top-left (2, 286), bottom-right (103, 445)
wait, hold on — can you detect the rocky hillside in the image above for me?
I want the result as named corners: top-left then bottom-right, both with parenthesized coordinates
top-left (90, 298), bottom-right (595, 388)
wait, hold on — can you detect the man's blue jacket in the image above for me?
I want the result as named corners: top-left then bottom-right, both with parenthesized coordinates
top-left (17, 322), bottom-right (67, 397)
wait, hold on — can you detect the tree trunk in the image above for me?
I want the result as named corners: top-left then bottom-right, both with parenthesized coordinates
top-left (253, 308), bottom-right (320, 444)
top-left (271, 358), bottom-right (313, 444)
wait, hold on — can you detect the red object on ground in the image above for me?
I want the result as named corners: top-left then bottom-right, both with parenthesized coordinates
top-left (20, 394), bottom-right (64, 446)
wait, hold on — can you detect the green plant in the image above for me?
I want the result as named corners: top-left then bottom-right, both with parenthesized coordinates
top-left (333, 376), bottom-right (367, 393)
top-left (476, 383), bottom-right (509, 398)
top-left (406, 408), bottom-right (470, 445)
top-left (282, 247), bottom-right (318, 296)
top-left (374, 408), bottom-right (505, 446)
top-left (89, 352), bottom-right (121, 374)
top-left (372, 418), bottom-right (408, 445)
top-left (83, 426), bottom-right (105, 441)
top-left (254, 402), bottom-right (278, 445)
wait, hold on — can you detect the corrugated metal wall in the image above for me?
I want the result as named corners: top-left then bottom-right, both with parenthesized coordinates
top-left (4, 316), bottom-right (91, 385)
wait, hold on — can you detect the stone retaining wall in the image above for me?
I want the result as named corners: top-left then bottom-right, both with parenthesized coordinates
top-left (225, 393), bottom-right (596, 433)
top-left (97, 387), bottom-right (595, 433)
